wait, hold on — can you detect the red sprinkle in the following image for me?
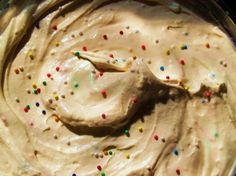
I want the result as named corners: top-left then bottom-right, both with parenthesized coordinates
top-left (176, 168), bottom-right (181, 175)
top-left (103, 34), bottom-right (108, 40)
top-left (154, 134), bottom-right (159, 141)
top-left (47, 73), bottom-right (51, 78)
top-left (119, 30), bottom-right (124, 35)
top-left (24, 108), bottom-right (29, 113)
top-left (56, 66), bottom-right (60, 72)
top-left (101, 89), bottom-right (107, 98)
top-left (132, 96), bottom-right (138, 104)
top-left (101, 113), bottom-right (106, 119)
top-left (141, 44), bottom-right (146, 50)
top-left (52, 24), bottom-right (57, 30)
top-left (109, 53), bottom-right (114, 58)
top-left (82, 46), bottom-right (88, 51)
top-left (166, 76), bottom-right (170, 80)
top-left (15, 69), bottom-right (20, 74)
top-left (97, 165), bottom-right (102, 171)
top-left (99, 71), bottom-right (104, 77)
top-left (204, 90), bottom-right (212, 97)
top-left (37, 88), bottom-right (41, 94)
top-left (179, 59), bottom-right (185, 65)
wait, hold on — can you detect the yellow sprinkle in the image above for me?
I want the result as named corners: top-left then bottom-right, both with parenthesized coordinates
top-left (184, 85), bottom-right (189, 90)
top-left (55, 42), bottom-right (60, 47)
top-left (166, 49), bottom-right (170, 55)
top-left (32, 83), bottom-right (37, 89)
top-left (28, 51), bottom-right (34, 60)
top-left (54, 95), bottom-right (59, 101)
top-left (125, 154), bottom-right (130, 159)
top-left (138, 127), bottom-right (143, 133)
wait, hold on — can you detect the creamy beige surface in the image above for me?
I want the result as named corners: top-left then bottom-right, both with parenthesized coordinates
top-left (0, 0), bottom-right (236, 176)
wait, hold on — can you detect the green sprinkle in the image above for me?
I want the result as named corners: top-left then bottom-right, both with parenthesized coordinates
top-left (124, 129), bottom-right (129, 136)
top-left (214, 132), bottom-right (219, 138)
top-left (34, 89), bottom-right (38, 94)
top-left (74, 83), bottom-right (79, 88)
top-left (26, 105), bottom-right (30, 109)
top-left (43, 81), bottom-right (47, 86)
top-left (74, 51), bottom-right (80, 57)
top-left (108, 150), bottom-right (113, 155)
top-left (100, 172), bottom-right (105, 176)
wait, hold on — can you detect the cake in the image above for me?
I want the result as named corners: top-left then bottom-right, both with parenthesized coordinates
top-left (0, 0), bottom-right (235, 175)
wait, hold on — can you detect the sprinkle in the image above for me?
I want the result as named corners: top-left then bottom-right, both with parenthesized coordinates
top-left (37, 88), bottom-right (41, 94)
top-left (166, 76), bottom-right (170, 80)
top-left (101, 113), bottom-right (106, 119)
top-left (184, 32), bottom-right (189, 36)
top-left (82, 46), bottom-right (88, 51)
top-left (26, 73), bottom-right (31, 79)
top-left (160, 66), bottom-right (165, 71)
top-left (204, 90), bottom-right (212, 98)
top-left (155, 40), bottom-right (159, 44)
top-left (55, 42), bottom-right (60, 47)
top-left (154, 134), bottom-right (159, 141)
top-left (100, 172), bottom-right (105, 176)
top-left (180, 44), bottom-right (188, 50)
top-left (124, 129), bottom-right (130, 136)
top-left (19, 67), bottom-right (24, 72)
top-left (166, 49), bottom-right (171, 55)
top-left (74, 51), bottom-right (80, 57)
top-left (54, 95), bottom-right (59, 101)
top-left (132, 96), bottom-right (138, 104)
top-left (28, 52), bottom-right (34, 60)
top-left (42, 110), bottom-right (46, 115)
top-left (179, 59), bottom-right (185, 65)
top-left (206, 43), bottom-right (210, 48)
top-left (79, 32), bottom-right (83, 36)
top-left (173, 149), bottom-right (179, 156)
top-left (32, 83), bottom-right (37, 89)
top-left (47, 73), bottom-right (51, 78)
top-left (34, 89), bottom-right (38, 95)
top-left (72, 174), bottom-right (76, 176)
top-left (15, 69), bottom-right (20, 74)
top-left (161, 138), bottom-right (166, 143)
top-left (138, 127), bottom-right (143, 133)
top-left (108, 150), bottom-right (113, 155)
top-left (43, 81), bottom-right (47, 86)
top-left (214, 132), bottom-right (219, 138)
top-left (15, 98), bottom-right (20, 103)
top-left (26, 89), bottom-right (31, 94)
top-left (176, 168), bottom-right (181, 175)
top-left (97, 165), bottom-right (102, 171)
top-left (35, 102), bottom-right (40, 107)
top-left (101, 89), bottom-right (107, 98)
top-left (99, 71), bottom-right (104, 77)
top-left (56, 66), bottom-right (60, 72)
top-left (35, 22), bottom-right (40, 29)
top-left (141, 44), bottom-right (146, 50)
top-left (26, 105), bottom-right (30, 109)
top-left (125, 154), bottom-right (130, 159)
top-left (109, 54), bottom-right (114, 58)
top-left (51, 24), bottom-right (57, 30)
top-left (103, 34), bottom-right (108, 40)
top-left (48, 99), bottom-right (53, 104)
top-left (61, 94), bottom-right (66, 99)
top-left (24, 108), bottom-right (29, 113)
top-left (119, 30), bottom-right (124, 35)
top-left (74, 83), bottom-right (79, 88)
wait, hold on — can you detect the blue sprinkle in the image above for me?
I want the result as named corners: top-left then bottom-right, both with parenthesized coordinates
top-left (72, 174), bottom-right (76, 176)
top-left (181, 44), bottom-right (188, 50)
top-left (160, 66), bottom-right (165, 71)
top-left (35, 102), bottom-right (40, 107)
top-left (184, 32), bottom-right (189, 36)
top-left (35, 22), bottom-right (40, 29)
top-left (42, 110), bottom-right (46, 115)
top-left (173, 149), bottom-right (179, 156)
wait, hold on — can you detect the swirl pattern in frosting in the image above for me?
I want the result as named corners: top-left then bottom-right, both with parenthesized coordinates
top-left (0, 0), bottom-right (236, 176)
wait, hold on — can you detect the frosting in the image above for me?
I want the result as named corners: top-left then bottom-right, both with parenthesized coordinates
top-left (0, 0), bottom-right (236, 175)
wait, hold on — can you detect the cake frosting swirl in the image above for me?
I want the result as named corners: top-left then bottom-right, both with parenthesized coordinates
top-left (0, 0), bottom-right (236, 176)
